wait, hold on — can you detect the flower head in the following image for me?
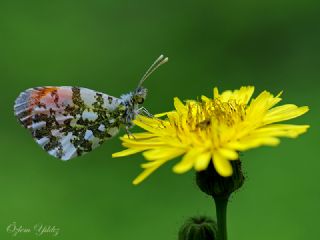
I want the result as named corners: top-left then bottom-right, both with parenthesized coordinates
top-left (178, 216), bottom-right (217, 240)
top-left (113, 86), bottom-right (309, 184)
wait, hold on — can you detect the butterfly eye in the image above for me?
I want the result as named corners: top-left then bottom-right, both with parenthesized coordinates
top-left (137, 98), bottom-right (144, 104)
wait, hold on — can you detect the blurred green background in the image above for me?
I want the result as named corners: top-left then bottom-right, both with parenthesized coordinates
top-left (0, 0), bottom-right (319, 239)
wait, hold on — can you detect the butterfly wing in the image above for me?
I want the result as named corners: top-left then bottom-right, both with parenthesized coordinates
top-left (14, 86), bottom-right (122, 160)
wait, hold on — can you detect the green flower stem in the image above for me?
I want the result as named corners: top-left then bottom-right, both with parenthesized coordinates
top-left (214, 196), bottom-right (229, 240)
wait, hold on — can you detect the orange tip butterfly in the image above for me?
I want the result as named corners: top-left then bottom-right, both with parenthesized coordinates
top-left (14, 55), bottom-right (168, 160)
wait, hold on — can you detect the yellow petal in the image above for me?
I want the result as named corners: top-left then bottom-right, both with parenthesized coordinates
top-left (219, 91), bottom-right (233, 102)
top-left (112, 148), bottom-right (144, 158)
top-left (218, 148), bottom-right (239, 160)
top-left (264, 105), bottom-right (309, 124)
top-left (154, 112), bottom-right (170, 117)
top-left (133, 162), bottom-right (163, 185)
top-left (236, 86), bottom-right (255, 104)
top-left (246, 91), bottom-right (282, 120)
top-left (213, 87), bottom-right (220, 99)
top-left (133, 120), bottom-right (160, 134)
top-left (121, 132), bottom-right (155, 140)
top-left (174, 97), bottom-right (187, 113)
top-left (143, 148), bottom-right (185, 161)
top-left (201, 95), bottom-right (211, 102)
top-left (229, 137), bottom-right (280, 151)
top-left (173, 149), bottom-right (200, 174)
top-left (212, 153), bottom-right (233, 177)
top-left (134, 155), bottom-right (176, 185)
top-left (140, 160), bottom-right (165, 169)
top-left (134, 116), bottom-right (167, 130)
top-left (249, 124), bottom-right (310, 138)
top-left (216, 86), bottom-right (255, 104)
top-left (122, 139), bottom-right (165, 148)
top-left (194, 152), bottom-right (212, 171)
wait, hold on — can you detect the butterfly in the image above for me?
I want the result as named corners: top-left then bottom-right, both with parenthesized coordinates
top-left (14, 55), bottom-right (168, 160)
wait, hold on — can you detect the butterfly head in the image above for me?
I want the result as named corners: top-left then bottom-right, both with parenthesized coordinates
top-left (133, 87), bottom-right (147, 105)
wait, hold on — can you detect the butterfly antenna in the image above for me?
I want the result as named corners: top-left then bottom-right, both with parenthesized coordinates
top-left (137, 54), bottom-right (168, 88)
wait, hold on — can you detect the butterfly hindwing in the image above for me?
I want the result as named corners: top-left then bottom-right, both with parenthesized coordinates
top-left (14, 86), bottom-right (122, 160)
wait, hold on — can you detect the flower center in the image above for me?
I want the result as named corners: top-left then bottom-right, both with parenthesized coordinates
top-left (187, 99), bottom-right (246, 129)
top-left (208, 99), bottom-right (245, 126)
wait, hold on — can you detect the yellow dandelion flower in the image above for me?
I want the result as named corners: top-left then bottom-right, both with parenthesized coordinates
top-left (113, 86), bottom-right (309, 185)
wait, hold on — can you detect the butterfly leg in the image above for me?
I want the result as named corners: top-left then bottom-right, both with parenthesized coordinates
top-left (138, 107), bottom-right (153, 117)
top-left (125, 125), bottom-right (136, 139)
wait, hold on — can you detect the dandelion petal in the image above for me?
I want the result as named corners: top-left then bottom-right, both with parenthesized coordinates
top-left (194, 152), bottom-right (212, 171)
top-left (264, 105), bottom-right (309, 124)
top-left (112, 148), bottom-right (144, 157)
top-left (212, 154), bottom-right (233, 177)
top-left (133, 163), bottom-right (162, 185)
top-left (173, 149), bottom-right (199, 174)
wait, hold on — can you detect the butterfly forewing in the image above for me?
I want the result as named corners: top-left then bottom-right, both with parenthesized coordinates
top-left (14, 86), bottom-right (121, 160)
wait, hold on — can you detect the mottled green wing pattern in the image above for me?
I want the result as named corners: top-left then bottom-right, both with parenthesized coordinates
top-left (14, 86), bottom-right (122, 160)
